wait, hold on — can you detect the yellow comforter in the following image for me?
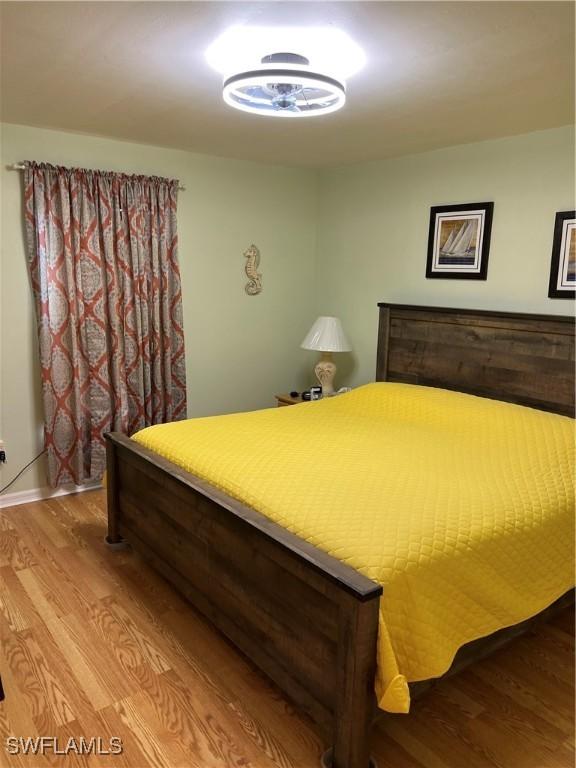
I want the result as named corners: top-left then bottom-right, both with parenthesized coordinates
top-left (133, 383), bottom-right (575, 713)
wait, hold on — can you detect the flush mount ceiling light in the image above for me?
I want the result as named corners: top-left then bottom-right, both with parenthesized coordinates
top-left (206, 26), bottom-right (365, 118)
top-left (223, 52), bottom-right (346, 117)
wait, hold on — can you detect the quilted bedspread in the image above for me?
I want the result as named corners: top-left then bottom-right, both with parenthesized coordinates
top-left (133, 383), bottom-right (575, 713)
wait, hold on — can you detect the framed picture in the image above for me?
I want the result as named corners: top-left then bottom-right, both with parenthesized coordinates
top-left (426, 202), bottom-right (493, 280)
top-left (548, 210), bottom-right (576, 299)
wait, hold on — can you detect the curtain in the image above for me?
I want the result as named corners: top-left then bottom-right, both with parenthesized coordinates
top-left (24, 162), bottom-right (187, 487)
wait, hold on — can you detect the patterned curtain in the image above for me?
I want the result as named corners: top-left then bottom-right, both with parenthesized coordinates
top-left (24, 162), bottom-right (187, 487)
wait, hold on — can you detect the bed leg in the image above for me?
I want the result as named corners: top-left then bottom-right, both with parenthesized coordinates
top-left (329, 593), bottom-right (380, 768)
top-left (320, 747), bottom-right (378, 768)
top-left (104, 434), bottom-right (125, 548)
top-left (105, 535), bottom-right (127, 549)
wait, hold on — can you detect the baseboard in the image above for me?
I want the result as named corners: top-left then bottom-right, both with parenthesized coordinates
top-left (0, 480), bottom-right (103, 509)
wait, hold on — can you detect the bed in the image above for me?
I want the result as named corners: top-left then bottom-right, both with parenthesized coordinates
top-left (105, 304), bottom-right (575, 768)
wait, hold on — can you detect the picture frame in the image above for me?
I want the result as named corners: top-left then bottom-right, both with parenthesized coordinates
top-left (548, 210), bottom-right (576, 299)
top-left (426, 202), bottom-right (494, 280)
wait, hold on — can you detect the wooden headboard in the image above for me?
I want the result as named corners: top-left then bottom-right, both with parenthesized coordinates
top-left (376, 304), bottom-right (575, 416)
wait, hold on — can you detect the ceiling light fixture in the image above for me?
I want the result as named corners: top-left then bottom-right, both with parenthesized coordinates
top-left (222, 52), bottom-right (346, 117)
top-left (206, 27), bottom-right (365, 118)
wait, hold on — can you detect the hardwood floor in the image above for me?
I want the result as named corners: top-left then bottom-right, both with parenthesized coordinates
top-left (0, 489), bottom-right (573, 768)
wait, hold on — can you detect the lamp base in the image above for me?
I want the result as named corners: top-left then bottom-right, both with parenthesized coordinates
top-left (315, 352), bottom-right (336, 395)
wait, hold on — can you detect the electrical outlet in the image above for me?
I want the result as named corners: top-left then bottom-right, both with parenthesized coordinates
top-left (0, 439), bottom-right (6, 464)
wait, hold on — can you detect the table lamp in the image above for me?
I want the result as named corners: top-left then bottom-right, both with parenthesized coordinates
top-left (300, 316), bottom-right (351, 395)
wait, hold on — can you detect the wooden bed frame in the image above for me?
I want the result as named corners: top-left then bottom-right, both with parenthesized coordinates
top-left (106, 304), bottom-right (575, 768)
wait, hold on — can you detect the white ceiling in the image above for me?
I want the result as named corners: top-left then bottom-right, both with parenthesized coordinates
top-left (1, 1), bottom-right (573, 168)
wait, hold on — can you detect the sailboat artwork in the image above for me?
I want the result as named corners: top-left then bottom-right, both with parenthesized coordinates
top-left (426, 202), bottom-right (493, 280)
top-left (438, 219), bottom-right (478, 265)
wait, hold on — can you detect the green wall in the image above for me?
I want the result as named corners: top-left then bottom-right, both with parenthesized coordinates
top-left (0, 123), bottom-right (319, 494)
top-left (316, 126), bottom-right (575, 387)
top-left (1, 123), bottom-right (573, 494)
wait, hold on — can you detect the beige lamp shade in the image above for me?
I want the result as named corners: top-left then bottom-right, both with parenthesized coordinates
top-left (300, 316), bottom-right (351, 352)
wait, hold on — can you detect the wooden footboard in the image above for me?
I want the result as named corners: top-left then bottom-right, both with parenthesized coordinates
top-left (105, 432), bottom-right (382, 768)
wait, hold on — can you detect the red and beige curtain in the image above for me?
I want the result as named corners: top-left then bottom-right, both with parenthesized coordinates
top-left (24, 162), bottom-right (187, 487)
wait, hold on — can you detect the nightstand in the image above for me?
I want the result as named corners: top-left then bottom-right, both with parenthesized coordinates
top-left (275, 393), bottom-right (302, 407)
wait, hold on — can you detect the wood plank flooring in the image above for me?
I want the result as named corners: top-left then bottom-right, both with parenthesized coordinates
top-left (0, 490), bottom-right (573, 768)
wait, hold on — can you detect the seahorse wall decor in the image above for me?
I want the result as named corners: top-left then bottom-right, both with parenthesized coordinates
top-left (244, 244), bottom-right (262, 295)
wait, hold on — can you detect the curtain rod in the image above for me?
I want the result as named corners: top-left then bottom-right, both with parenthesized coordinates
top-left (7, 163), bottom-right (186, 191)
